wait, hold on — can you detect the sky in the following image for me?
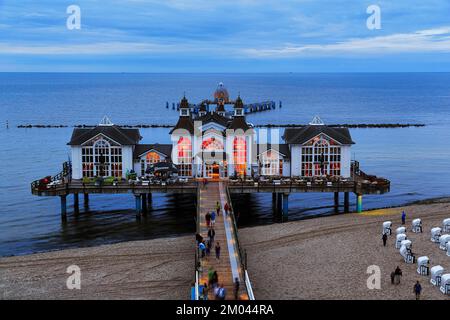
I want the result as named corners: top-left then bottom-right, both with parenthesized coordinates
top-left (1, 0), bottom-right (450, 72)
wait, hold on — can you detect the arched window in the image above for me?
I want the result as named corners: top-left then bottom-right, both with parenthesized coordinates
top-left (301, 135), bottom-right (341, 177)
top-left (177, 137), bottom-right (192, 176)
top-left (233, 137), bottom-right (246, 176)
top-left (202, 137), bottom-right (224, 151)
top-left (140, 151), bottom-right (161, 176)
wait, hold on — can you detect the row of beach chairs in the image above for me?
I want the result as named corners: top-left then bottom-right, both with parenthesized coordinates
top-left (382, 218), bottom-right (450, 295)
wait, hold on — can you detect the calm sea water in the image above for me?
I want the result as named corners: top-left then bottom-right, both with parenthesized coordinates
top-left (1, 73), bottom-right (450, 257)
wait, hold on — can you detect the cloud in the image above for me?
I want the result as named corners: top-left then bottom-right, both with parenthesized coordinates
top-left (242, 27), bottom-right (450, 57)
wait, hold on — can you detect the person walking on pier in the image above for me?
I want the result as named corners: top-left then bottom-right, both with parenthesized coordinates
top-left (206, 239), bottom-right (211, 258)
top-left (413, 281), bottom-right (422, 300)
top-left (234, 277), bottom-right (240, 300)
top-left (208, 228), bottom-right (215, 244)
top-left (199, 241), bottom-right (206, 258)
top-left (216, 201), bottom-right (221, 215)
top-left (215, 242), bottom-right (221, 261)
top-left (211, 210), bottom-right (216, 227)
top-left (382, 233), bottom-right (388, 247)
top-left (205, 212), bottom-right (211, 227)
top-left (224, 202), bottom-right (229, 215)
top-left (401, 211), bottom-right (406, 225)
top-left (216, 284), bottom-right (226, 300)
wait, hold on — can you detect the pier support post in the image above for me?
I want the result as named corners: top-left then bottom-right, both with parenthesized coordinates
top-left (74, 193), bottom-right (79, 214)
top-left (60, 195), bottom-right (67, 220)
top-left (282, 193), bottom-right (289, 222)
top-left (142, 194), bottom-right (147, 215)
top-left (272, 193), bottom-right (277, 214)
top-left (334, 192), bottom-right (339, 213)
top-left (356, 194), bottom-right (363, 213)
top-left (83, 193), bottom-right (89, 211)
top-left (344, 192), bottom-right (350, 213)
top-left (276, 193), bottom-right (283, 221)
top-left (147, 193), bottom-right (152, 204)
top-left (135, 194), bottom-right (142, 218)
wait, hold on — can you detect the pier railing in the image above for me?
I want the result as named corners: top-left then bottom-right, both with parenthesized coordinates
top-left (225, 185), bottom-right (255, 300)
top-left (31, 161), bottom-right (71, 192)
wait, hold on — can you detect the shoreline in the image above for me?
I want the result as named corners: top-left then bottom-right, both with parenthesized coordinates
top-left (2, 195), bottom-right (450, 259)
top-left (1, 201), bottom-right (450, 299)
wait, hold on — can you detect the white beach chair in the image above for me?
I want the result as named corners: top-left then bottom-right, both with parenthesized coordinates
top-left (411, 218), bottom-right (422, 233)
top-left (443, 218), bottom-right (450, 233)
top-left (395, 233), bottom-right (407, 249)
top-left (439, 234), bottom-right (450, 250)
top-left (439, 274), bottom-right (450, 295)
top-left (417, 256), bottom-right (430, 276)
top-left (447, 242), bottom-right (450, 257)
top-left (382, 221), bottom-right (392, 235)
top-left (400, 244), bottom-right (415, 264)
top-left (400, 239), bottom-right (412, 251)
top-left (396, 226), bottom-right (406, 235)
top-left (430, 265), bottom-right (444, 286)
top-left (431, 227), bottom-right (442, 243)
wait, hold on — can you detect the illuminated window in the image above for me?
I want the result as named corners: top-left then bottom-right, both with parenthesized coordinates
top-left (233, 137), bottom-right (246, 176)
top-left (202, 137), bottom-right (224, 151)
top-left (301, 136), bottom-right (341, 177)
top-left (81, 138), bottom-right (122, 178)
top-left (177, 137), bottom-right (192, 176)
top-left (141, 151), bottom-right (161, 176)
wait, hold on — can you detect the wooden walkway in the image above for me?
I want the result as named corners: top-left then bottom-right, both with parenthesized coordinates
top-left (197, 181), bottom-right (248, 300)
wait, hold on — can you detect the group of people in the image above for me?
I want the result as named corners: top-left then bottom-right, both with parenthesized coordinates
top-left (382, 211), bottom-right (423, 300)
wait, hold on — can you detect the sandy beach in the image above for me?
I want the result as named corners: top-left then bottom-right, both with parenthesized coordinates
top-left (1, 202), bottom-right (449, 300)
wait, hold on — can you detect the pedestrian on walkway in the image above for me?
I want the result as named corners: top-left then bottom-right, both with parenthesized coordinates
top-left (234, 277), bottom-right (240, 300)
top-left (215, 242), bottom-right (221, 260)
top-left (224, 202), bottom-right (229, 215)
top-left (414, 281), bottom-right (422, 300)
top-left (211, 210), bottom-right (216, 227)
top-left (216, 201), bottom-right (221, 215)
top-left (205, 212), bottom-right (211, 227)
top-left (212, 271), bottom-right (219, 288)
top-left (401, 211), bottom-right (406, 225)
top-left (206, 239), bottom-right (211, 257)
top-left (208, 228), bottom-right (215, 244)
top-left (382, 233), bottom-right (388, 247)
top-left (199, 241), bottom-right (206, 258)
top-left (216, 284), bottom-right (226, 300)
top-left (208, 268), bottom-right (214, 287)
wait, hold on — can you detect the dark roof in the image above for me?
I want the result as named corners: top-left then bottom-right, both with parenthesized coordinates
top-left (68, 125), bottom-right (141, 146)
top-left (180, 96), bottom-right (189, 109)
top-left (228, 116), bottom-right (251, 131)
top-left (133, 144), bottom-right (173, 159)
top-left (257, 144), bottom-right (291, 158)
top-left (234, 96), bottom-right (244, 109)
top-left (195, 112), bottom-right (229, 127)
top-left (283, 125), bottom-right (354, 145)
top-left (170, 117), bottom-right (194, 134)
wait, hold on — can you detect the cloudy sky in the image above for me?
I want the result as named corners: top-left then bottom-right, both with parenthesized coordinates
top-left (1, 0), bottom-right (450, 72)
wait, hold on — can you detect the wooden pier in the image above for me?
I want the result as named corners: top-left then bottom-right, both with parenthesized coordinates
top-left (195, 181), bottom-right (252, 300)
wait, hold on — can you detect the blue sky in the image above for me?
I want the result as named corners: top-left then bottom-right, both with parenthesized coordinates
top-left (1, 0), bottom-right (450, 72)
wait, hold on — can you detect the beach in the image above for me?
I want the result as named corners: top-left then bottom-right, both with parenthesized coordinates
top-left (1, 202), bottom-right (449, 300)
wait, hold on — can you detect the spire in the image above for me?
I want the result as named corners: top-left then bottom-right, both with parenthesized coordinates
top-left (309, 115), bottom-right (324, 126)
top-left (179, 95), bottom-right (190, 117)
top-left (99, 115), bottom-right (113, 126)
top-left (234, 95), bottom-right (244, 117)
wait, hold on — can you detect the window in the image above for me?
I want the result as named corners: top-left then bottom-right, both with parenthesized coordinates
top-left (140, 151), bottom-right (161, 176)
top-left (177, 137), bottom-right (192, 176)
top-left (260, 151), bottom-right (283, 176)
top-left (81, 137), bottom-right (122, 178)
top-left (82, 147), bottom-right (94, 177)
top-left (301, 135), bottom-right (341, 177)
top-left (301, 147), bottom-right (313, 176)
top-left (233, 137), bottom-right (247, 176)
top-left (202, 137), bottom-right (224, 151)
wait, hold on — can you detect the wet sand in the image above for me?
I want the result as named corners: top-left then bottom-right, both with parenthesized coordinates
top-left (1, 202), bottom-right (450, 300)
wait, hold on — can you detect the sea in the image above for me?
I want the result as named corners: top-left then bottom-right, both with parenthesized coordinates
top-left (1, 72), bottom-right (450, 257)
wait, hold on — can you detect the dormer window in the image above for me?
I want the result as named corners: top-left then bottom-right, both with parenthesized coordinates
top-left (235, 109), bottom-right (243, 116)
top-left (181, 109), bottom-right (189, 116)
